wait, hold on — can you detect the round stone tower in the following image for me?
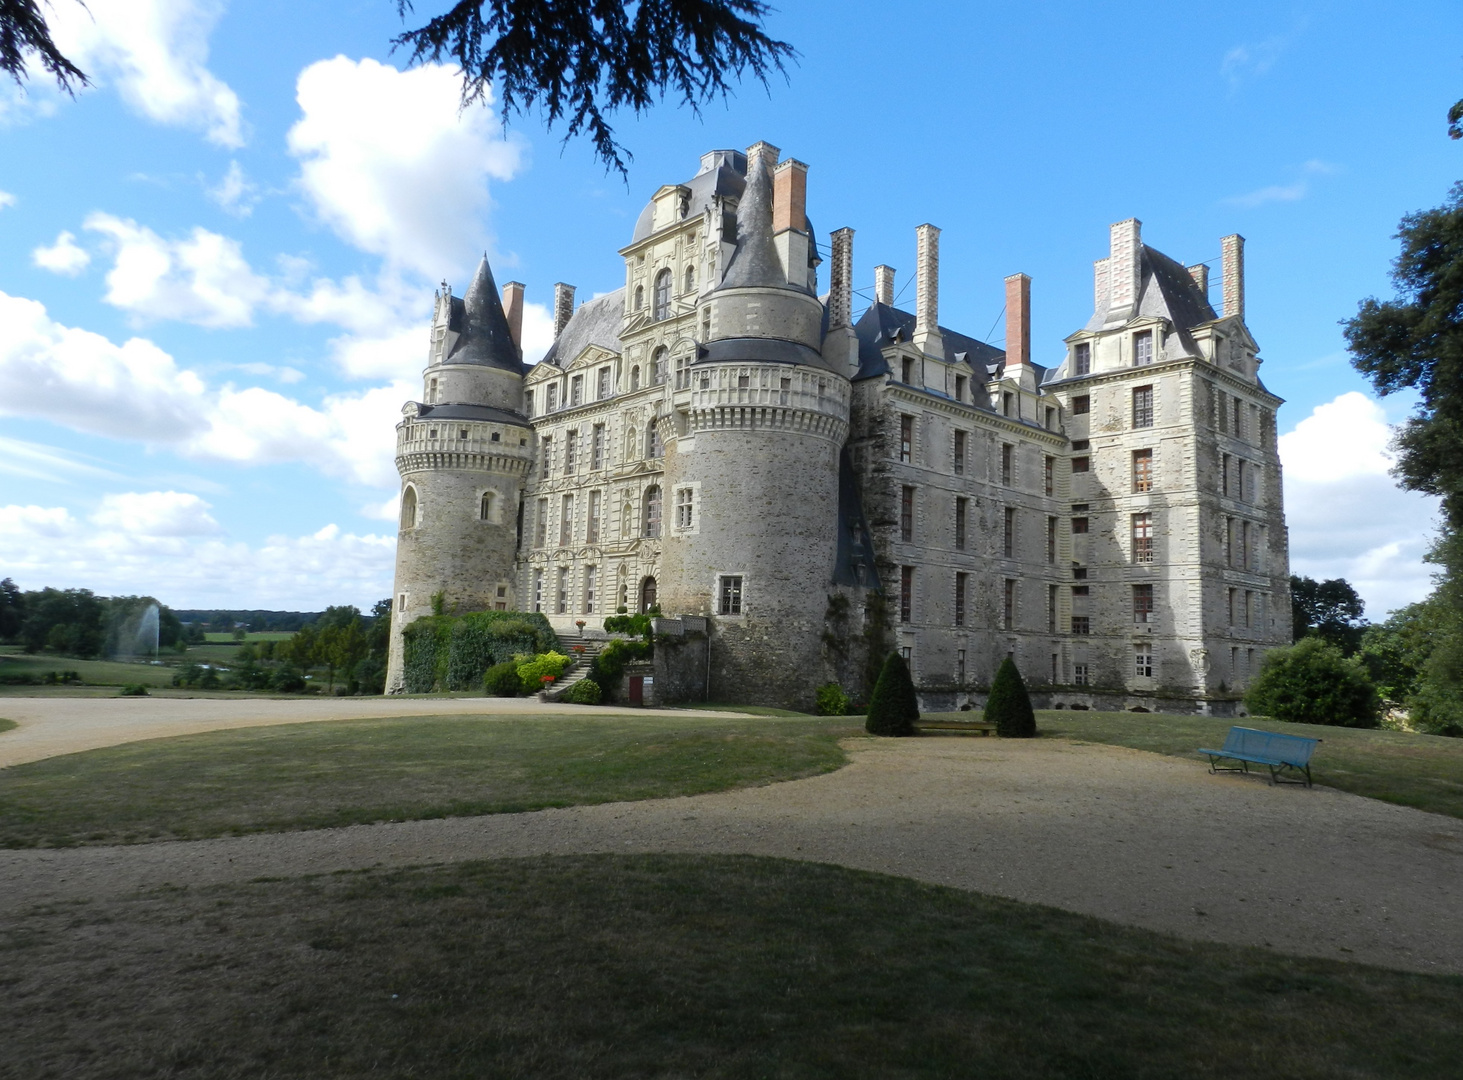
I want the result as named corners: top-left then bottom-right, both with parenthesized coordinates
top-left (384, 256), bottom-right (533, 693)
top-left (657, 147), bottom-right (850, 709)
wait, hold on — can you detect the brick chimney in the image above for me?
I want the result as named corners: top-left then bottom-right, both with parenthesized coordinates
top-left (553, 282), bottom-right (575, 337)
top-left (1221, 234), bottom-right (1245, 319)
top-left (1186, 263), bottom-right (1209, 299)
top-left (501, 281), bottom-right (525, 352)
top-left (828, 227), bottom-right (854, 330)
top-left (913, 223), bottom-right (943, 355)
top-left (772, 157), bottom-right (810, 289)
top-left (746, 140), bottom-right (780, 173)
top-left (1107, 218), bottom-right (1142, 322)
top-left (1004, 273), bottom-right (1031, 369)
top-left (874, 265), bottom-right (895, 306)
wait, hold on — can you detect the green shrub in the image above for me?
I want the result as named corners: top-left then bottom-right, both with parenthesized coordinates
top-left (119, 684), bottom-right (149, 696)
top-left (199, 667), bottom-right (222, 691)
top-left (816, 682), bottom-right (851, 716)
top-left (562, 678), bottom-right (602, 705)
top-left (1245, 637), bottom-right (1381, 727)
top-left (270, 665), bottom-right (306, 693)
top-left (985, 657), bottom-right (1036, 737)
top-left (865, 654), bottom-right (918, 736)
top-left (588, 638), bottom-right (652, 700)
top-left (603, 613), bottom-right (653, 639)
top-left (483, 660), bottom-right (523, 697)
top-left (172, 663), bottom-right (204, 688)
top-left (402, 611), bottom-right (560, 693)
top-left (517, 651), bottom-right (570, 694)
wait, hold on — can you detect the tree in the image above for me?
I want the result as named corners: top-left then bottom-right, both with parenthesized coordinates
top-left (865, 653), bottom-right (918, 737)
top-left (392, 0), bottom-right (794, 175)
top-left (0, 577), bottom-right (23, 641)
top-left (984, 657), bottom-right (1036, 738)
top-left (1290, 575), bottom-right (1368, 655)
top-left (1245, 637), bottom-right (1380, 728)
top-left (0, 0), bottom-right (88, 92)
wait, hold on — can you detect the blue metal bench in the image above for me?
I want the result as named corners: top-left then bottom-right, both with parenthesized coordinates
top-left (1197, 726), bottom-right (1320, 787)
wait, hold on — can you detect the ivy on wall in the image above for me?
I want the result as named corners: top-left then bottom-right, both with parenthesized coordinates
top-left (401, 611), bottom-right (560, 693)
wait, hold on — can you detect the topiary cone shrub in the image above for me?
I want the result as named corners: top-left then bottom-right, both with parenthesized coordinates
top-left (985, 657), bottom-right (1036, 738)
top-left (865, 653), bottom-right (918, 736)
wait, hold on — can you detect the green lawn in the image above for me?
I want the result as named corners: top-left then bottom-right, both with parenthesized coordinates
top-left (0, 714), bottom-right (857, 847)
top-left (202, 631), bottom-right (296, 643)
top-left (0, 652), bottom-right (175, 687)
top-left (1006, 710), bottom-right (1463, 820)
top-left (0, 718), bottom-right (15, 734)
top-left (5, 854), bottom-right (1459, 1079)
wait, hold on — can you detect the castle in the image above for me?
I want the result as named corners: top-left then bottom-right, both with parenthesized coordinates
top-left (384, 142), bottom-right (1291, 711)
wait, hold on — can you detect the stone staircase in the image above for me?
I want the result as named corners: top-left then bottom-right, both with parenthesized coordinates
top-left (543, 640), bottom-right (610, 702)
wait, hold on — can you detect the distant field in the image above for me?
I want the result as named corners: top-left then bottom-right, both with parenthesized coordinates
top-left (203, 632), bottom-right (295, 643)
top-left (0, 653), bottom-right (174, 688)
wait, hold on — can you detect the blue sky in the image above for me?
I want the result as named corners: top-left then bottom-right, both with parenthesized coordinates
top-left (0, 0), bottom-right (1458, 616)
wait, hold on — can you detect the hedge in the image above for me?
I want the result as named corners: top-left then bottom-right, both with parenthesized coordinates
top-left (401, 610), bottom-right (560, 693)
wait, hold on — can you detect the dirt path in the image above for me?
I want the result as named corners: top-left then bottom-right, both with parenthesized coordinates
top-left (4, 736), bottom-right (1461, 975)
top-left (0, 696), bottom-right (748, 768)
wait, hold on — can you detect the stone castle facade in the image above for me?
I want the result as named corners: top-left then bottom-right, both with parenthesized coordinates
top-left (384, 142), bottom-right (1291, 710)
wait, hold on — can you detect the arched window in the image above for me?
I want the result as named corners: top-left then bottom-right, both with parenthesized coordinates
top-left (479, 491), bottom-right (494, 522)
top-left (400, 486), bottom-right (417, 530)
top-left (630, 365), bottom-right (640, 391)
top-left (653, 269), bottom-right (672, 320)
top-left (651, 346), bottom-right (668, 385)
top-left (626, 426), bottom-right (638, 460)
top-left (640, 576), bottom-right (658, 613)
top-left (684, 265), bottom-right (696, 293)
top-left (647, 424), bottom-right (663, 459)
top-left (643, 486), bottom-right (662, 538)
top-left (634, 285), bottom-right (644, 311)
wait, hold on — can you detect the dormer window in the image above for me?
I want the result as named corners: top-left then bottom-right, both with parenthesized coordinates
top-left (901, 357), bottom-right (914, 383)
top-left (954, 374), bottom-right (966, 401)
top-left (1133, 330), bottom-right (1154, 367)
top-left (653, 269), bottom-right (672, 320)
top-left (546, 384), bottom-right (558, 412)
top-left (1002, 392), bottom-right (1014, 417)
top-left (1074, 342), bottom-right (1091, 375)
top-left (597, 367), bottom-right (611, 399)
top-left (571, 375), bottom-right (583, 406)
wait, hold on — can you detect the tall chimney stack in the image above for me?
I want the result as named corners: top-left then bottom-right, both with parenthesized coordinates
top-left (829, 228), bottom-right (854, 330)
top-left (1004, 273), bottom-right (1031, 369)
top-left (1186, 263), bottom-right (1209, 299)
top-left (1221, 234), bottom-right (1245, 320)
top-left (772, 157), bottom-right (810, 289)
top-left (501, 281), bottom-right (525, 354)
top-left (1093, 258), bottom-right (1110, 318)
top-left (1107, 218), bottom-right (1142, 323)
top-left (874, 265), bottom-right (895, 306)
top-left (553, 282), bottom-right (576, 338)
top-left (913, 223), bottom-right (943, 355)
top-left (745, 140), bottom-right (780, 173)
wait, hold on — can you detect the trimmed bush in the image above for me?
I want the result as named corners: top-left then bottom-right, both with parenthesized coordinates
top-left (603, 612), bottom-right (653, 639)
top-left (985, 658), bottom-right (1036, 738)
top-left (816, 682), bottom-right (851, 717)
top-left (865, 654), bottom-right (918, 736)
top-left (516, 651), bottom-right (570, 694)
top-left (562, 678), bottom-right (602, 705)
top-left (483, 660), bottom-right (522, 697)
top-left (1245, 637), bottom-right (1381, 727)
top-left (118, 683), bottom-right (149, 696)
top-left (401, 611), bottom-right (560, 693)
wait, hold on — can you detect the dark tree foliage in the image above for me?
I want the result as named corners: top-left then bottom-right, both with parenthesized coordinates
top-left (20, 587), bottom-right (104, 656)
top-left (1245, 637), bottom-right (1381, 728)
top-left (984, 657), bottom-right (1035, 738)
top-left (0, 0), bottom-right (88, 92)
top-left (865, 653), bottom-right (917, 737)
top-left (393, 0), bottom-right (795, 175)
top-left (1289, 575), bottom-right (1368, 655)
top-left (0, 577), bottom-right (23, 641)
top-left (1449, 96), bottom-right (1462, 140)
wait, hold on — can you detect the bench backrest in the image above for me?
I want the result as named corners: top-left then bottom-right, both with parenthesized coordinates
top-left (1221, 726), bottom-right (1318, 767)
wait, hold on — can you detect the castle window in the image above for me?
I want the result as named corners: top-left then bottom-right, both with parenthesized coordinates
top-left (634, 285), bottom-right (644, 311)
top-left (1047, 516), bottom-right (1057, 564)
top-left (647, 425), bottom-right (663, 459)
top-left (1074, 342), bottom-right (1091, 375)
top-left (560, 494), bottom-right (574, 546)
top-left (643, 486), bottom-right (662, 538)
top-left (1072, 394), bottom-right (1090, 414)
top-left (592, 424), bottom-right (606, 470)
top-left (398, 592), bottom-right (407, 613)
top-left (779, 376), bottom-right (791, 405)
top-left (1133, 584), bottom-right (1154, 624)
top-left (480, 491), bottom-right (494, 522)
top-left (1133, 330), bottom-right (1154, 367)
top-left (533, 570), bottom-right (544, 612)
top-left (429, 429), bottom-right (438, 440)
top-left (1004, 507), bottom-right (1016, 558)
top-left (640, 576), bottom-right (658, 613)
top-left (1237, 459), bottom-right (1247, 502)
top-left (1132, 385), bottom-right (1154, 428)
top-left (1049, 585), bottom-right (1058, 633)
top-left (900, 566), bottom-right (913, 623)
top-left (587, 490), bottom-right (601, 543)
top-left (630, 366), bottom-right (641, 391)
top-left (684, 265), bottom-right (696, 293)
top-left (1003, 392), bottom-right (1014, 417)
top-left (535, 498), bottom-right (548, 547)
top-left (1228, 588), bottom-right (1237, 626)
top-left (1071, 616), bottom-right (1090, 635)
top-left (459, 428), bottom-right (468, 440)
top-left (700, 373), bottom-right (711, 390)
top-left (1073, 662), bottom-right (1089, 684)
top-left (1045, 406), bottom-right (1055, 430)
top-left (564, 430), bottom-right (578, 474)
top-left (954, 374), bottom-right (966, 402)
top-left (652, 346), bottom-right (668, 385)
top-left (1132, 512), bottom-right (1154, 563)
top-left (675, 354), bottom-right (690, 390)
top-left (958, 649), bottom-right (966, 685)
top-left (1222, 453), bottom-right (1231, 497)
top-left (738, 374), bottom-right (751, 390)
top-left (719, 575), bottom-right (743, 615)
top-left (818, 381), bottom-right (827, 407)
top-left (428, 378), bottom-right (438, 403)
top-left (955, 572), bottom-right (967, 627)
top-left (900, 486), bottom-right (915, 542)
top-left (585, 565), bottom-right (597, 614)
top-left (1072, 516), bottom-right (1089, 534)
top-left (1134, 647), bottom-right (1153, 678)
top-left (400, 486), bottom-right (417, 530)
top-left (525, 389), bottom-right (534, 417)
top-left (546, 384), bottom-right (558, 412)
top-left (902, 357), bottom-right (914, 383)
top-left (676, 487), bottom-right (694, 529)
top-left (1072, 456), bottom-right (1090, 473)
top-left (571, 375), bottom-right (583, 406)
top-left (955, 497), bottom-right (967, 550)
top-left (491, 431), bottom-right (500, 442)
top-left (598, 367), bottom-right (612, 399)
top-left (1003, 579), bottom-right (1016, 630)
top-left (540, 435), bottom-right (552, 473)
top-left (1001, 444), bottom-right (1013, 486)
top-left (1044, 455), bottom-right (1054, 496)
top-left (899, 415), bottom-right (913, 463)
top-left (953, 430), bottom-right (966, 475)
top-left (557, 567), bottom-right (569, 614)
top-left (653, 269), bottom-right (672, 319)
top-left (1132, 449), bottom-right (1153, 493)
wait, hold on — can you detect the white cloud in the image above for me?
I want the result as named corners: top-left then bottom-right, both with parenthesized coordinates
top-left (361, 492), bottom-right (401, 522)
top-left (228, 362), bottom-right (306, 384)
top-left (1221, 34), bottom-right (1288, 88)
top-left (32, 230), bottom-right (92, 276)
top-left (46, 0), bottom-right (244, 147)
top-left (1280, 391), bottom-right (1441, 617)
top-left (92, 490), bottom-right (220, 536)
top-left (208, 160), bottom-right (261, 217)
top-left (85, 212), bottom-right (271, 328)
top-left (287, 57), bottom-right (525, 277)
top-left (0, 436), bottom-right (126, 484)
top-left (0, 190), bottom-right (15, 209)
top-left (1224, 161), bottom-right (1339, 210)
top-left (0, 499), bottom-right (396, 608)
top-left (0, 289), bottom-right (407, 488)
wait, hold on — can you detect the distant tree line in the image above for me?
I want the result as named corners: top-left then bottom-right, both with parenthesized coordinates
top-left (0, 579), bottom-right (184, 657)
top-left (171, 609), bottom-right (324, 633)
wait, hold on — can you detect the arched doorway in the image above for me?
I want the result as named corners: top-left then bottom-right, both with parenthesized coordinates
top-left (640, 576), bottom-right (658, 613)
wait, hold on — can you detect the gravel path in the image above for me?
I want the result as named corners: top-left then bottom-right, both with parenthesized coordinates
top-left (4, 733), bottom-right (1461, 975)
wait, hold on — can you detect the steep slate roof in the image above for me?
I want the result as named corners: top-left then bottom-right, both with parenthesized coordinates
top-left (538, 288), bottom-right (626, 368)
top-left (851, 302), bottom-right (1013, 404)
top-left (717, 152), bottom-right (792, 292)
top-left (447, 256), bottom-right (522, 371)
top-left (630, 150), bottom-right (747, 245)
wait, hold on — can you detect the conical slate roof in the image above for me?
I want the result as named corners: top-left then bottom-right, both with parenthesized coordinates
top-left (717, 153), bottom-right (788, 291)
top-left (448, 255), bottom-right (520, 369)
